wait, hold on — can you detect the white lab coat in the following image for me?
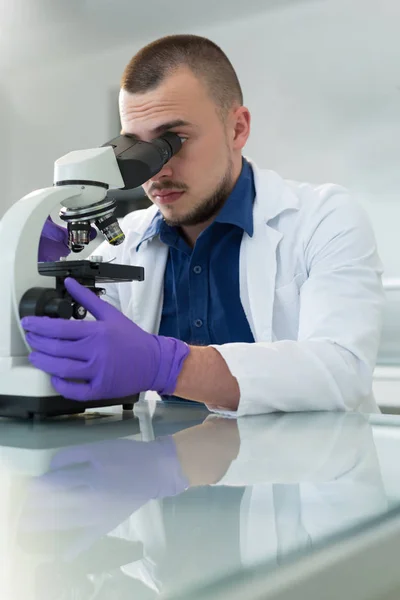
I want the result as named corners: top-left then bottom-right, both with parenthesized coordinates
top-left (96, 161), bottom-right (385, 415)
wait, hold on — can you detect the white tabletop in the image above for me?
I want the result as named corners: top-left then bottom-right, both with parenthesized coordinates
top-left (0, 401), bottom-right (400, 599)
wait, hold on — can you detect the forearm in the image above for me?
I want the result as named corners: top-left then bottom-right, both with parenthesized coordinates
top-left (173, 346), bottom-right (240, 411)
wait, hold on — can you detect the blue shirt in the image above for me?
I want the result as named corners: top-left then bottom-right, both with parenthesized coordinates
top-left (137, 158), bottom-right (256, 349)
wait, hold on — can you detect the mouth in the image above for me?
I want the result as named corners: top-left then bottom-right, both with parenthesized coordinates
top-left (153, 190), bottom-right (185, 205)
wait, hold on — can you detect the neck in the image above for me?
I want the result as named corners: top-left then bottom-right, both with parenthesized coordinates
top-left (181, 156), bottom-right (243, 247)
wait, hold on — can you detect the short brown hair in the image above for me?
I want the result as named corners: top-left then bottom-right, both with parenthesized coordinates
top-left (121, 34), bottom-right (243, 118)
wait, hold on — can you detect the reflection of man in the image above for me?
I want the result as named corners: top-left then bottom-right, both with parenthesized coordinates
top-left (32, 34), bottom-right (384, 415)
top-left (151, 412), bottom-right (387, 592)
top-left (216, 413), bottom-right (387, 568)
top-left (16, 412), bottom-right (387, 597)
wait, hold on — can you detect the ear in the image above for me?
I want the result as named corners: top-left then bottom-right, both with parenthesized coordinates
top-left (232, 106), bottom-right (251, 151)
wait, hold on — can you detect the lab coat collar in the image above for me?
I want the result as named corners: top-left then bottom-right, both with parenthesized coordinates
top-left (246, 158), bottom-right (300, 223)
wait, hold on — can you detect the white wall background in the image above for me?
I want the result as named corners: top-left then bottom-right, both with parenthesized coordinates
top-left (1, 0), bottom-right (399, 274)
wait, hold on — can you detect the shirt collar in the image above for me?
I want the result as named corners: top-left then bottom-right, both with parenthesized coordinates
top-left (214, 158), bottom-right (254, 236)
top-left (137, 158), bottom-right (255, 250)
top-left (136, 211), bottom-right (164, 251)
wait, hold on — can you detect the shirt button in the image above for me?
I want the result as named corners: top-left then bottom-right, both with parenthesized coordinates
top-left (193, 265), bottom-right (202, 274)
top-left (194, 319), bottom-right (203, 328)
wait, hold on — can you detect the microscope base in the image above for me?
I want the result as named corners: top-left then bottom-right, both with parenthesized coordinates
top-left (0, 362), bottom-right (138, 419)
top-left (0, 393), bottom-right (139, 420)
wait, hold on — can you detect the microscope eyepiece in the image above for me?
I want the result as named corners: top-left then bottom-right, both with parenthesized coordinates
top-left (150, 132), bottom-right (183, 164)
top-left (103, 132), bottom-right (183, 190)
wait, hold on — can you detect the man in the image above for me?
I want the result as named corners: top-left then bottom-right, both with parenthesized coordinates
top-left (28, 34), bottom-right (384, 416)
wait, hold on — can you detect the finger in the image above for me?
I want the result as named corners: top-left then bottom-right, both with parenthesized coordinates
top-left (29, 352), bottom-right (92, 381)
top-left (64, 278), bottom-right (114, 321)
top-left (21, 316), bottom-right (96, 340)
top-left (41, 217), bottom-right (68, 243)
top-left (50, 447), bottom-right (93, 470)
top-left (51, 376), bottom-right (95, 402)
top-left (38, 465), bottom-right (93, 490)
top-left (26, 332), bottom-right (89, 361)
top-left (38, 238), bottom-right (69, 262)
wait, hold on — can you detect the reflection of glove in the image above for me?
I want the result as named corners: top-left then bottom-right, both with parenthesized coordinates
top-left (22, 278), bottom-right (190, 402)
top-left (38, 216), bottom-right (97, 262)
top-left (19, 436), bottom-right (188, 559)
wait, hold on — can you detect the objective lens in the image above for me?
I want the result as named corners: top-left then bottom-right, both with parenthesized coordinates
top-left (95, 215), bottom-right (125, 246)
top-left (67, 222), bottom-right (91, 252)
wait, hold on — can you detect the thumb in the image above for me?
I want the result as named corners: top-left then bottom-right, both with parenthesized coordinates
top-left (64, 278), bottom-right (114, 321)
top-left (50, 445), bottom-right (92, 470)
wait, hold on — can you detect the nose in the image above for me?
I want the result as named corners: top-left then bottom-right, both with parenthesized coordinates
top-left (149, 162), bottom-right (173, 183)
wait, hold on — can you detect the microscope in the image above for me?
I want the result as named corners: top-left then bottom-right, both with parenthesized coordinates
top-left (0, 132), bottom-right (182, 419)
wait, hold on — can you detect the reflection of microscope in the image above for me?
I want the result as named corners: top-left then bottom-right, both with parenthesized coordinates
top-left (5, 410), bottom-right (227, 600)
top-left (0, 411), bottom-right (146, 600)
top-left (0, 132), bottom-right (182, 418)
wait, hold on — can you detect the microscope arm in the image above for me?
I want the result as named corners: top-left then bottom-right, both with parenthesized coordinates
top-left (0, 186), bottom-right (86, 361)
top-left (0, 185), bottom-right (95, 399)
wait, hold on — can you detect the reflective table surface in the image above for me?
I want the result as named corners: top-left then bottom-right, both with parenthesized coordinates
top-left (1, 398), bottom-right (400, 600)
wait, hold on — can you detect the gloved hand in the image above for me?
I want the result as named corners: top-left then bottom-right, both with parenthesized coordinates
top-left (19, 436), bottom-right (188, 559)
top-left (38, 216), bottom-right (97, 262)
top-left (21, 278), bottom-right (190, 401)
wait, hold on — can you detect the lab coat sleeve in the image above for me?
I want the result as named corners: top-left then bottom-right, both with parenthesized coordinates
top-left (211, 192), bottom-right (385, 415)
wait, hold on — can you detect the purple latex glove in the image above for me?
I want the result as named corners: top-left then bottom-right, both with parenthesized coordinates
top-left (21, 277), bottom-right (190, 401)
top-left (19, 436), bottom-right (188, 559)
top-left (38, 216), bottom-right (97, 262)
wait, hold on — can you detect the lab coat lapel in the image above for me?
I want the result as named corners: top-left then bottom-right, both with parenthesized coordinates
top-left (126, 227), bottom-right (168, 334)
top-left (240, 217), bottom-right (282, 342)
top-left (240, 164), bottom-right (299, 342)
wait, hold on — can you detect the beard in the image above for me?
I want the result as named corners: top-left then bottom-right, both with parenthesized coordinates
top-left (163, 158), bottom-right (234, 228)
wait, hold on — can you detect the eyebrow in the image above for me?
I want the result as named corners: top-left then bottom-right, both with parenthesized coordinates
top-left (121, 119), bottom-right (192, 139)
top-left (153, 119), bottom-right (192, 135)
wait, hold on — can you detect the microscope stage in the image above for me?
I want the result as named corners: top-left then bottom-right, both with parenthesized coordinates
top-left (38, 260), bottom-right (144, 284)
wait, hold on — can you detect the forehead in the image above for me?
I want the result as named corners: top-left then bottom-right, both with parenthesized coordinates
top-left (119, 68), bottom-right (218, 135)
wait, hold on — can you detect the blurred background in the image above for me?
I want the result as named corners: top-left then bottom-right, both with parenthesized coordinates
top-left (0, 0), bottom-right (399, 379)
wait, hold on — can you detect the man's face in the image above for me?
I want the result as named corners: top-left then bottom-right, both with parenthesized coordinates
top-left (119, 67), bottom-right (250, 227)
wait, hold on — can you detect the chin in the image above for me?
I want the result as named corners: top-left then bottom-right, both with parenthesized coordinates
top-left (160, 202), bottom-right (187, 216)
top-left (163, 214), bottom-right (185, 227)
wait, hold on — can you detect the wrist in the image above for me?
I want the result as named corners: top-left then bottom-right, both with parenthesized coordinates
top-left (150, 336), bottom-right (190, 395)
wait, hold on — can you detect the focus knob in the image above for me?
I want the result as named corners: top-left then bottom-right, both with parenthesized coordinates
top-left (43, 297), bottom-right (73, 319)
top-left (19, 288), bottom-right (73, 320)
